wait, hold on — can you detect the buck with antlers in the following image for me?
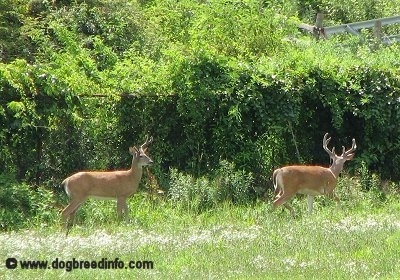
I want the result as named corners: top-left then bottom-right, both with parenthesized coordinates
top-left (272, 133), bottom-right (356, 216)
top-left (61, 136), bottom-right (153, 233)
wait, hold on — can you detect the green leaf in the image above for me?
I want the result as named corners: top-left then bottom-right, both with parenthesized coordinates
top-left (6, 101), bottom-right (25, 113)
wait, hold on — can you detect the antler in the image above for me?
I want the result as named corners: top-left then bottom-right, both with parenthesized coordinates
top-left (342, 138), bottom-right (357, 158)
top-left (323, 133), bottom-right (336, 159)
top-left (140, 135), bottom-right (153, 152)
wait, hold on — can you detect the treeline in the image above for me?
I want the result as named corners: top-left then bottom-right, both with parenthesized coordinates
top-left (1, 0), bottom-right (400, 191)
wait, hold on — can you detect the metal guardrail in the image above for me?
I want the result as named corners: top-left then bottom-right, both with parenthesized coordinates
top-left (299, 15), bottom-right (400, 43)
top-left (324, 15), bottom-right (400, 36)
top-left (382, 34), bottom-right (400, 44)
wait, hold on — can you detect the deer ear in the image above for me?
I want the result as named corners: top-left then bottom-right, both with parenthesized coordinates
top-left (346, 153), bottom-right (355, 160)
top-left (129, 146), bottom-right (138, 155)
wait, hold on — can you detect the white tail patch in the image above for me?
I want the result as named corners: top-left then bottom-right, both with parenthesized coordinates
top-left (64, 180), bottom-right (71, 197)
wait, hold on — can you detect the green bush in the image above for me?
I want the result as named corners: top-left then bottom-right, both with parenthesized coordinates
top-left (0, 174), bottom-right (58, 230)
top-left (168, 168), bottom-right (215, 212)
top-left (213, 160), bottom-right (254, 205)
top-left (1, 0), bottom-right (400, 192)
top-left (168, 160), bottom-right (253, 212)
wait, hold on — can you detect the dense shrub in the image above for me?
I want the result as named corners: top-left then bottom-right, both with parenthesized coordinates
top-left (0, 174), bottom-right (57, 230)
top-left (168, 160), bottom-right (254, 212)
top-left (1, 0), bottom-right (400, 191)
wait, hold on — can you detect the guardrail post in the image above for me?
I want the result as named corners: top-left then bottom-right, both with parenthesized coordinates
top-left (372, 20), bottom-right (382, 49)
top-left (313, 13), bottom-right (325, 39)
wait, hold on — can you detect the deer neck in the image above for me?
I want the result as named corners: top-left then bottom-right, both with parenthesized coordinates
top-left (129, 158), bottom-right (143, 180)
top-left (329, 162), bottom-right (344, 178)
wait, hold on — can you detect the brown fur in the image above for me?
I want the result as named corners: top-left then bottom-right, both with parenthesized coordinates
top-left (61, 137), bottom-right (153, 233)
top-left (273, 166), bottom-right (338, 215)
top-left (272, 133), bottom-right (356, 215)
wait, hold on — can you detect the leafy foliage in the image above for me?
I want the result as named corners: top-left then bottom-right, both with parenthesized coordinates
top-left (168, 160), bottom-right (254, 212)
top-left (0, 174), bottom-right (56, 230)
top-left (1, 0), bottom-right (400, 194)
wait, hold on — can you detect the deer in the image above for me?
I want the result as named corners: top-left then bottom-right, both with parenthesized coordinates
top-left (272, 133), bottom-right (356, 216)
top-left (60, 136), bottom-right (153, 234)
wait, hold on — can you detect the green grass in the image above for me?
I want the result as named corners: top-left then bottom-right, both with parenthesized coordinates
top-left (1, 189), bottom-right (400, 280)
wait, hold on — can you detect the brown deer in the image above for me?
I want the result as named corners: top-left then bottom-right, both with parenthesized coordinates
top-left (61, 136), bottom-right (153, 233)
top-left (272, 133), bottom-right (356, 216)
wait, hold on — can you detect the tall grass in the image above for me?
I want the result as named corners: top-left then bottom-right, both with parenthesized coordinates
top-left (1, 172), bottom-right (400, 279)
top-left (1, 202), bottom-right (399, 279)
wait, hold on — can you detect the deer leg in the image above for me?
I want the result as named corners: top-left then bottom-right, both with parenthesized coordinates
top-left (62, 199), bottom-right (82, 224)
top-left (331, 192), bottom-right (341, 209)
top-left (273, 190), bottom-right (294, 207)
top-left (283, 203), bottom-right (296, 217)
top-left (273, 185), bottom-right (283, 200)
top-left (61, 199), bottom-right (83, 235)
top-left (273, 190), bottom-right (296, 216)
top-left (65, 207), bottom-right (82, 236)
top-left (307, 195), bottom-right (314, 214)
top-left (68, 207), bottom-right (80, 227)
top-left (117, 198), bottom-right (129, 223)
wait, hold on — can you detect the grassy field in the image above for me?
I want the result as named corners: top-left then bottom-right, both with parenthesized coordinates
top-left (1, 186), bottom-right (400, 280)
